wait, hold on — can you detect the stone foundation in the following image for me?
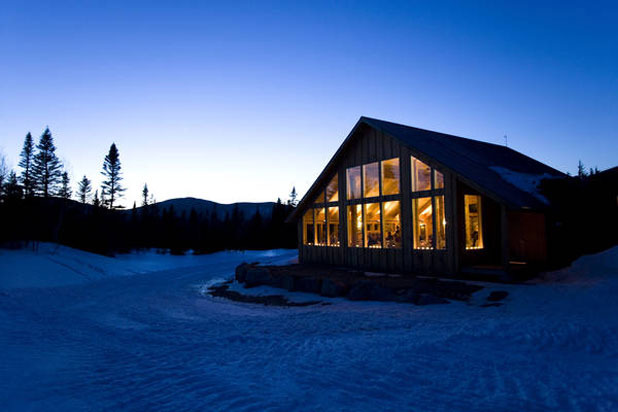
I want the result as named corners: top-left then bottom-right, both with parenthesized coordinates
top-left (235, 263), bottom-right (485, 305)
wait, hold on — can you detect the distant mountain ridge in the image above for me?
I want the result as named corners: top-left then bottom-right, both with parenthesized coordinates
top-left (137, 197), bottom-right (276, 220)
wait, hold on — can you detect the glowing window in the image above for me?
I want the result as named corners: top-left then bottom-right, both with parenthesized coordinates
top-left (383, 201), bottom-right (401, 248)
top-left (327, 207), bottom-right (340, 246)
top-left (363, 162), bottom-right (379, 198)
top-left (346, 167), bottom-right (361, 200)
top-left (347, 204), bottom-right (363, 247)
top-left (364, 203), bottom-right (381, 248)
top-left (315, 208), bottom-right (326, 246)
top-left (413, 197), bottom-right (433, 249)
top-left (314, 190), bottom-right (325, 204)
top-left (435, 196), bottom-right (446, 249)
top-left (381, 158), bottom-right (400, 195)
top-left (303, 209), bottom-right (314, 245)
top-left (412, 157), bottom-right (432, 191)
top-left (465, 195), bottom-right (483, 249)
top-left (326, 174), bottom-right (338, 203)
top-left (434, 170), bottom-right (444, 190)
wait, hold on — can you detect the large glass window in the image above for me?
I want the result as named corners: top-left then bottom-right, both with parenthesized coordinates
top-left (465, 195), bottom-right (483, 249)
top-left (412, 157), bottom-right (432, 192)
top-left (326, 174), bottom-right (338, 202)
top-left (434, 170), bottom-right (444, 190)
top-left (347, 205), bottom-right (363, 247)
top-left (413, 197), bottom-right (433, 249)
top-left (346, 166), bottom-right (361, 200)
top-left (303, 210), bottom-right (314, 245)
top-left (435, 196), bottom-right (446, 249)
top-left (327, 207), bottom-right (340, 246)
top-left (314, 190), bottom-right (325, 204)
top-left (383, 201), bottom-right (401, 248)
top-left (381, 158), bottom-right (400, 195)
top-left (363, 162), bottom-right (379, 198)
top-left (364, 203), bottom-right (381, 248)
top-left (315, 208), bottom-right (326, 246)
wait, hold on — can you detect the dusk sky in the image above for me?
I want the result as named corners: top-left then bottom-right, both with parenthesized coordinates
top-left (1, 1), bottom-right (616, 206)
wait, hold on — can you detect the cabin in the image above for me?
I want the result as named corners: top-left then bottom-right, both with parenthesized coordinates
top-left (288, 116), bottom-right (569, 279)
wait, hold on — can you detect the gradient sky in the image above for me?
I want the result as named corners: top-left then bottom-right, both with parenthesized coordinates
top-left (1, 1), bottom-right (616, 206)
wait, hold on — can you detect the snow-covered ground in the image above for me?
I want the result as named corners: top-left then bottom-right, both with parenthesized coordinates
top-left (1, 244), bottom-right (617, 411)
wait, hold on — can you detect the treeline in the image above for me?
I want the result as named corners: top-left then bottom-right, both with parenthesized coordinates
top-left (0, 128), bottom-right (299, 255)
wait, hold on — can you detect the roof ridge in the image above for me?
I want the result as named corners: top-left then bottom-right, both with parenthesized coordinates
top-left (360, 116), bottom-right (514, 151)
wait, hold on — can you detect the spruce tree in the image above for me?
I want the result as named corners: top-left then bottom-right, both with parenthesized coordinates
top-left (100, 143), bottom-right (125, 209)
top-left (92, 190), bottom-right (101, 207)
top-left (58, 171), bottom-right (72, 199)
top-left (577, 160), bottom-right (587, 178)
top-left (142, 183), bottom-right (149, 207)
top-left (288, 186), bottom-right (298, 207)
top-left (32, 127), bottom-right (63, 197)
top-left (5, 171), bottom-right (23, 201)
top-left (18, 132), bottom-right (35, 197)
top-left (0, 154), bottom-right (8, 199)
top-left (77, 175), bottom-right (92, 203)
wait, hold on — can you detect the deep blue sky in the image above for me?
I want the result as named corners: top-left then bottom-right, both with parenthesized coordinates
top-left (1, 1), bottom-right (616, 205)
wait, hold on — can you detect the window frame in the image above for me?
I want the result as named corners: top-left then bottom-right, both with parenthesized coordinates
top-left (410, 155), bottom-right (447, 251)
top-left (344, 157), bottom-right (402, 249)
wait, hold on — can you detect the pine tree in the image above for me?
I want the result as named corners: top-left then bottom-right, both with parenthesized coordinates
top-left (100, 143), bottom-right (125, 209)
top-left (577, 160), bottom-right (587, 178)
top-left (93, 190), bottom-right (101, 207)
top-left (18, 132), bottom-right (35, 197)
top-left (288, 186), bottom-right (298, 207)
top-left (142, 183), bottom-right (149, 207)
top-left (77, 175), bottom-right (92, 203)
top-left (32, 127), bottom-right (63, 197)
top-left (58, 171), bottom-right (72, 199)
top-left (5, 171), bottom-right (23, 201)
top-left (0, 153), bottom-right (8, 199)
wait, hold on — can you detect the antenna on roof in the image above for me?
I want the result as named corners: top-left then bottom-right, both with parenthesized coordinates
top-left (504, 134), bottom-right (508, 147)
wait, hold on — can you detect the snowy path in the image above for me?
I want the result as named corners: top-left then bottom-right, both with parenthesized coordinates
top-left (1, 246), bottom-right (617, 411)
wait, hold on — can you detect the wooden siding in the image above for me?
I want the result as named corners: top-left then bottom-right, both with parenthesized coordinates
top-left (299, 125), bottom-right (455, 275)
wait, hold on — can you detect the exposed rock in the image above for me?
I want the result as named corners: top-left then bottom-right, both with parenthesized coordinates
top-left (347, 281), bottom-right (395, 301)
top-left (487, 291), bottom-right (509, 301)
top-left (208, 284), bottom-right (322, 307)
top-left (320, 278), bottom-right (347, 297)
top-left (414, 293), bottom-right (450, 305)
top-left (295, 276), bottom-right (322, 294)
top-left (279, 275), bottom-right (296, 291)
top-left (244, 267), bottom-right (273, 287)
top-left (235, 263), bottom-right (251, 283)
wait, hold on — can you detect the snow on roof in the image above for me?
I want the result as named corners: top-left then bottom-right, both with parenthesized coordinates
top-left (489, 166), bottom-right (557, 205)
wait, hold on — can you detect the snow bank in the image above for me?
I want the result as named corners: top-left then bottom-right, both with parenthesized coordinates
top-left (0, 243), bottom-right (296, 290)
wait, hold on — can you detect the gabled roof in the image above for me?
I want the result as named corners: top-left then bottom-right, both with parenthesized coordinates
top-left (290, 116), bottom-right (566, 221)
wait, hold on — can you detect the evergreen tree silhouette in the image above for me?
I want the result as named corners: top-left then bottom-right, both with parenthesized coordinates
top-left (32, 128), bottom-right (63, 197)
top-left (92, 190), bottom-right (101, 207)
top-left (142, 183), bottom-right (149, 207)
top-left (77, 175), bottom-right (92, 203)
top-left (288, 186), bottom-right (298, 206)
top-left (4, 171), bottom-right (22, 201)
top-left (18, 132), bottom-right (36, 197)
top-left (577, 160), bottom-right (588, 178)
top-left (58, 171), bottom-right (72, 199)
top-left (101, 143), bottom-right (125, 209)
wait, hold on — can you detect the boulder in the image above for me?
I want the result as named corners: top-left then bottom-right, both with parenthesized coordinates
top-left (320, 278), bottom-right (347, 297)
top-left (295, 277), bottom-right (322, 294)
top-left (235, 263), bottom-right (251, 283)
top-left (244, 267), bottom-right (273, 287)
top-left (347, 281), bottom-right (395, 301)
top-left (487, 291), bottom-right (508, 302)
top-left (414, 293), bottom-right (449, 305)
top-left (279, 275), bottom-right (296, 291)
